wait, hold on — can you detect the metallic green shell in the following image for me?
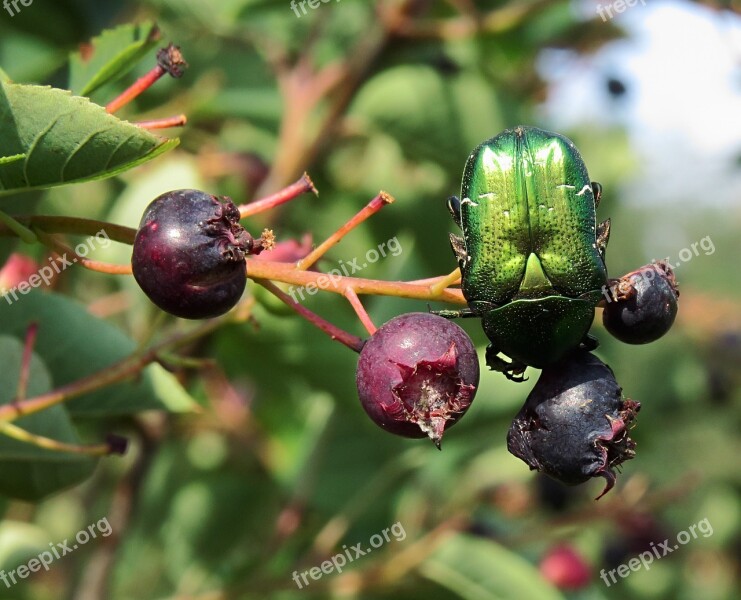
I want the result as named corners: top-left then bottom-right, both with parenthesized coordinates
top-left (459, 126), bottom-right (607, 305)
top-left (480, 297), bottom-right (596, 368)
top-left (457, 126), bottom-right (608, 368)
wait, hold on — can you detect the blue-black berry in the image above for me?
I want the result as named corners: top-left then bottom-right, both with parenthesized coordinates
top-left (132, 189), bottom-right (256, 319)
top-left (507, 350), bottom-right (639, 499)
top-left (602, 261), bottom-right (679, 344)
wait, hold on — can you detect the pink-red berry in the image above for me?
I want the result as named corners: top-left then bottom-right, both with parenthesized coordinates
top-left (356, 313), bottom-right (479, 447)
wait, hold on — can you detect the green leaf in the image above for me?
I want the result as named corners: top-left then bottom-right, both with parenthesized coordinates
top-left (0, 291), bottom-right (197, 417)
top-left (0, 336), bottom-right (97, 501)
top-left (0, 80), bottom-right (178, 195)
top-left (419, 534), bottom-right (566, 600)
top-left (0, 67), bottom-right (10, 84)
top-left (68, 22), bottom-right (162, 97)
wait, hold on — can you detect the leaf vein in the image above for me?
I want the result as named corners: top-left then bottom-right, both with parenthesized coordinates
top-left (60, 126), bottom-right (115, 182)
top-left (23, 109), bottom-right (76, 186)
top-left (104, 132), bottom-right (137, 170)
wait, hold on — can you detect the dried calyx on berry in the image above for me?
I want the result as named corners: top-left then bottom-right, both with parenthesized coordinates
top-left (507, 350), bottom-right (640, 499)
top-left (132, 189), bottom-right (273, 319)
top-left (603, 260), bottom-right (679, 344)
top-left (356, 313), bottom-right (479, 448)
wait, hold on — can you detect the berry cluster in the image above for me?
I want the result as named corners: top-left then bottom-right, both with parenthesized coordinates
top-left (129, 183), bottom-right (678, 499)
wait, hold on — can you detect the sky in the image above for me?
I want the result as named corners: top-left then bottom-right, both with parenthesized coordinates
top-left (538, 0), bottom-right (741, 208)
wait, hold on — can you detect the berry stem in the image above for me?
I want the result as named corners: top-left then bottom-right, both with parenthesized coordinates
top-left (105, 65), bottom-right (165, 114)
top-left (16, 322), bottom-right (38, 400)
top-left (238, 173), bottom-right (317, 218)
top-left (296, 191), bottom-right (394, 271)
top-left (135, 114), bottom-right (187, 129)
top-left (344, 288), bottom-right (376, 335)
top-left (0, 216), bottom-right (466, 304)
top-left (246, 259), bottom-right (466, 304)
top-left (0, 422), bottom-right (125, 456)
top-left (0, 318), bottom-right (222, 423)
top-left (105, 44), bottom-right (188, 114)
top-left (407, 273), bottom-right (460, 286)
top-left (35, 231), bottom-right (133, 275)
top-left (255, 279), bottom-right (365, 352)
top-left (0, 210), bottom-right (37, 243)
top-left (0, 215), bottom-right (136, 245)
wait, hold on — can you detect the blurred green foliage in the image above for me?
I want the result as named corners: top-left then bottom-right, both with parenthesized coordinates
top-left (0, 1), bottom-right (739, 599)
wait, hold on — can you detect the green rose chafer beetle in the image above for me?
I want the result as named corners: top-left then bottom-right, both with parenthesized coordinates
top-left (442, 126), bottom-right (611, 381)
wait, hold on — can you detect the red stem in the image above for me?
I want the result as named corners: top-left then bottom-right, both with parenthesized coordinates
top-left (297, 192), bottom-right (394, 270)
top-left (135, 114), bottom-right (188, 129)
top-left (106, 66), bottom-right (165, 114)
top-left (238, 173), bottom-right (317, 219)
top-left (16, 322), bottom-right (38, 400)
top-left (256, 280), bottom-right (365, 353)
top-left (344, 289), bottom-right (376, 336)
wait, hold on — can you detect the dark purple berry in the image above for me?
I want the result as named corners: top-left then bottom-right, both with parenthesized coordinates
top-left (356, 313), bottom-right (479, 448)
top-left (132, 189), bottom-right (256, 319)
top-left (603, 261), bottom-right (679, 344)
top-left (507, 351), bottom-right (640, 499)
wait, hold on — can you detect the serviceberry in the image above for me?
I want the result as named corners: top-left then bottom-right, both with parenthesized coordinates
top-left (132, 189), bottom-right (269, 319)
top-left (507, 350), bottom-right (640, 499)
top-left (603, 260), bottom-right (679, 344)
top-left (356, 313), bottom-right (479, 447)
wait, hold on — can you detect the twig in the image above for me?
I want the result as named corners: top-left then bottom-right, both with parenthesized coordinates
top-left (255, 280), bottom-right (365, 352)
top-left (0, 423), bottom-right (124, 456)
top-left (0, 319), bottom-right (220, 423)
top-left (247, 259), bottom-right (466, 305)
top-left (344, 288), bottom-right (376, 336)
top-left (297, 192), bottom-right (394, 270)
top-left (135, 114), bottom-right (187, 130)
top-left (106, 44), bottom-right (188, 114)
top-left (238, 173), bottom-right (317, 218)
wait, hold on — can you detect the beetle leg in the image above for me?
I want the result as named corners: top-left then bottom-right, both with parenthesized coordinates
top-left (432, 307), bottom-right (476, 319)
top-left (504, 369), bottom-right (529, 383)
top-left (485, 345), bottom-right (528, 382)
top-left (596, 218), bottom-right (611, 260)
top-left (449, 233), bottom-right (467, 267)
top-left (447, 195), bottom-right (462, 228)
top-left (433, 300), bottom-right (495, 320)
top-left (580, 334), bottom-right (599, 351)
top-left (468, 300), bottom-right (497, 314)
top-left (592, 182), bottom-right (603, 207)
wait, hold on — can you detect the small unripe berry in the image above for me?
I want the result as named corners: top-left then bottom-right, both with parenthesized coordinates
top-left (356, 313), bottom-right (479, 447)
top-left (603, 260), bottom-right (679, 344)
